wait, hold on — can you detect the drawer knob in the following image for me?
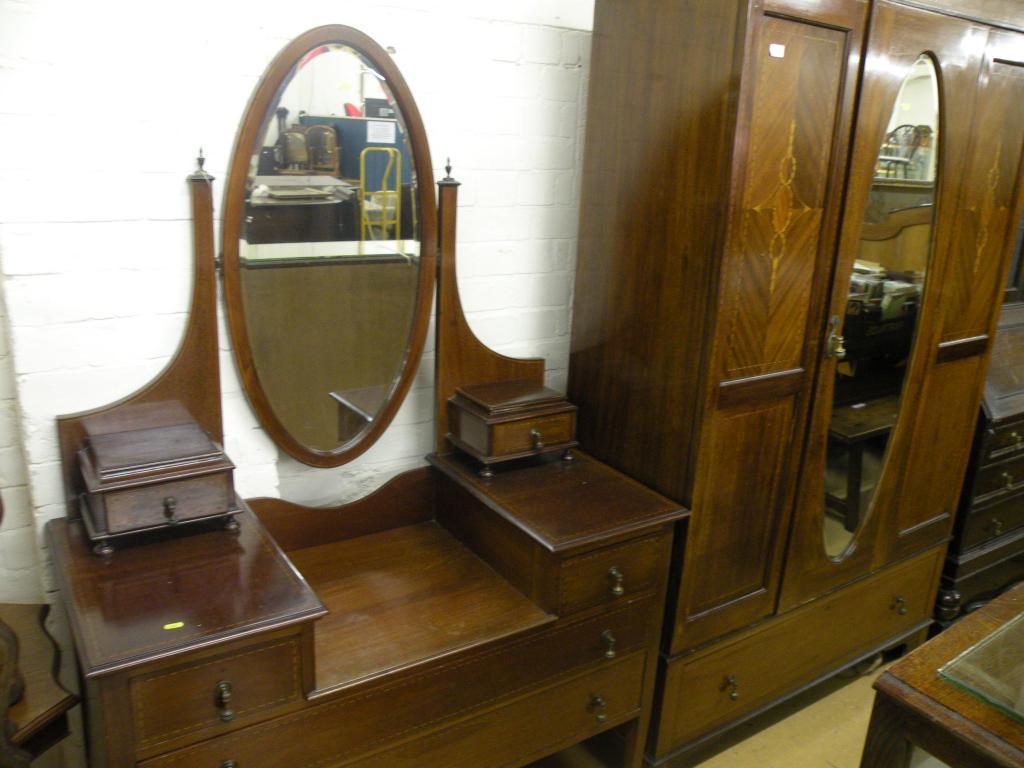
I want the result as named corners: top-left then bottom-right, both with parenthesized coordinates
top-left (1002, 471), bottom-right (1014, 491)
top-left (601, 629), bottom-right (617, 659)
top-left (991, 517), bottom-right (1005, 536)
top-left (608, 566), bottom-right (625, 597)
top-left (722, 675), bottom-right (740, 701)
top-left (1012, 431), bottom-right (1022, 446)
top-left (891, 595), bottom-right (908, 616)
top-left (163, 496), bottom-right (178, 524)
top-left (530, 429), bottom-right (545, 451)
top-left (222, 763), bottom-right (238, 768)
top-left (215, 680), bottom-right (235, 722)
top-left (588, 694), bottom-right (608, 723)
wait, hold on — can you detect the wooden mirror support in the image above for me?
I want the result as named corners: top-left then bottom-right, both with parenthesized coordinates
top-left (434, 168), bottom-right (545, 451)
top-left (221, 25), bottom-right (438, 468)
top-left (56, 158), bottom-right (222, 517)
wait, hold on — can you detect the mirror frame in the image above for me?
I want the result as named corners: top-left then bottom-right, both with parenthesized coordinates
top-left (222, 25), bottom-right (437, 467)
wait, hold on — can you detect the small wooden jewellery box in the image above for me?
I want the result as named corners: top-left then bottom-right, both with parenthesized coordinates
top-left (446, 379), bottom-right (578, 476)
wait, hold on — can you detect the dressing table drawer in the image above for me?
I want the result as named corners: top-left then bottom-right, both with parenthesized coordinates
top-left (130, 635), bottom-right (304, 756)
top-left (558, 534), bottom-right (662, 614)
top-left (140, 652), bottom-right (647, 768)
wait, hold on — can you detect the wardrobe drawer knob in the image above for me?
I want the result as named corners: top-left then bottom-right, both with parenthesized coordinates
top-left (608, 566), bottom-right (625, 597)
top-left (601, 629), bottom-right (617, 659)
top-left (588, 693), bottom-right (608, 723)
top-left (215, 680), bottom-right (235, 722)
top-left (891, 595), bottom-right (908, 616)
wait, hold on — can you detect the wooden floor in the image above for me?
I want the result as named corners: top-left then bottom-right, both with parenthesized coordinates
top-left (288, 521), bottom-right (553, 691)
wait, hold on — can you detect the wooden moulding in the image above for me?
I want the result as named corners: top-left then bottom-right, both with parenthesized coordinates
top-left (221, 26), bottom-right (437, 468)
top-left (434, 174), bottom-right (545, 452)
top-left (57, 162), bottom-right (222, 517)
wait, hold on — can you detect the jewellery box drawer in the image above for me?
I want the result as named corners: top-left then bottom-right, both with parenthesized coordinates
top-left (141, 652), bottom-right (647, 768)
top-left (131, 635), bottom-right (304, 757)
top-left (96, 474), bottom-right (234, 535)
top-left (138, 604), bottom-right (652, 767)
top-left (558, 534), bottom-right (662, 614)
top-left (653, 547), bottom-right (942, 755)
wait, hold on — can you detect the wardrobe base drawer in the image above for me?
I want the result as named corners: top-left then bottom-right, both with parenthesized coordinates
top-left (652, 546), bottom-right (944, 757)
top-left (141, 652), bottom-right (647, 768)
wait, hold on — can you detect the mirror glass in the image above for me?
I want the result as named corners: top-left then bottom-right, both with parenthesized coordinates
top-left (822, 55), bottom-right (939, 557)
top-left (236, 41), bottom-right (424, 455)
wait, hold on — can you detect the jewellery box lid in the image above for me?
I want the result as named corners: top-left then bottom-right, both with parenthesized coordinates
top-left (453, 379), bottom-right (570, 417)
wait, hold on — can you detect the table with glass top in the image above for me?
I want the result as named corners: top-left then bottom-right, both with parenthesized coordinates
top-left (860, 582), bottom-right (1024, 767)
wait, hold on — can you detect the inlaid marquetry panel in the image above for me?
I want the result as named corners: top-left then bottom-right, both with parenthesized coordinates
top-left (671, 399), bottom-right (794, 653)
top-left (722, 16), bottom-right (847, 381)
top-left (940, 47), bottom-right (1024, 344)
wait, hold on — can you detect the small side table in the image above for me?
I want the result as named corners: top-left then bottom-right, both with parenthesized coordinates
top-left (860, 583), bottom-right (1024, 767)
top-left (828, 394), bottom-right (900, 532)
top-left (1, 604), bottom-right (78, 764)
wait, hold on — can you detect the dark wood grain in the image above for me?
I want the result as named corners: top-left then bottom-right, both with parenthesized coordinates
top-left (434, 177), bottom-right (545, 451)
top-left (428, 451), bottom-right (686, 556)
top-left (287, 522), bottom-right (553, 690)
top-left (56, 164), bottom-right (222, 516)
top-left (221, 26), bottom-right (437, 468)
top-left (247, 467), bottom-right (435, 552)
top-left (46, 506), bottom-right (324, 678)
top-left (862, 583), bottom-right (1024, 767)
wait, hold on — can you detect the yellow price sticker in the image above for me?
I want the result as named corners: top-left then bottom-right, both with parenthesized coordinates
top-left (163, 621), bottom-right (185, 630)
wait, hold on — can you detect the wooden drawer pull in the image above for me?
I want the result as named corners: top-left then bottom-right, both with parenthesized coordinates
top-left (601, 629), bottom-right (617, 659)
top-left (608, 566), bottom-right (625, 597)
top-left (588, 694), bottom-right (608, 723)
top-left (215, 680), bottom-right (235, 722)
top-left (722, 675), bottom-right (740, 701)
top-left (891, 595), bottom-right (908, 616)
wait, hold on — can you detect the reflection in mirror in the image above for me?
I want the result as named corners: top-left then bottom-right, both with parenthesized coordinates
top-left (823, 55), bottom-right (939, 557)
top-left (240, 43), bottom-right (421, 452)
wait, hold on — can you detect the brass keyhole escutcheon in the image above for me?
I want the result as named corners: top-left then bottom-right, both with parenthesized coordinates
top-left (607, 566), bottom-right (625, 597)
top-left (530, 429), bottom-right (545, 451)
top-left (601, 629), bottom-right (617, 659)
top-left (588, 694), bottom-right (608, 723)
top-left (891, 595), bottom-right (908, 616)
top-left (215, 680), bottom-right (235, 722)
top-left (723, 675), bottom-right (740, 701)
top-left (163, 496), bottom-right (178, 524)
top-left (825, 315), bottom-right (846, 360)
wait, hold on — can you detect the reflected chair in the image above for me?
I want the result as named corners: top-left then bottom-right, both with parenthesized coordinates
top-left (359, 147), bottom-right (402, 243)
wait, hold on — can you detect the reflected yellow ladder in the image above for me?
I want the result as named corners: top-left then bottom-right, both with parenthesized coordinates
top-left (359, 147), bottom-right (401, 242)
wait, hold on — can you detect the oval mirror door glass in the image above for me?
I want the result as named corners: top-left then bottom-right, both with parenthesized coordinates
top-left (823, 55), bottom-right (939, 557)
top-left (239, 43), bottom-right (421, 453)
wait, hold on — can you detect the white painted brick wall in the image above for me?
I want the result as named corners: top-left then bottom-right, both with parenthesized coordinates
top-left (0, 3), bottom-right (593, 759)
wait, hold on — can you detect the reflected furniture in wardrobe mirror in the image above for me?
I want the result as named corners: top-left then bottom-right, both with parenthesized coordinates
top-left (572, 0), bottom-right (1024, 762)
top-left (46, 25), bottom-right (685, 768)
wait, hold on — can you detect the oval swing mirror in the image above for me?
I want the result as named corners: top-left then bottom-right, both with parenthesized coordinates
top-left (223, 26), bottom-right (436, 467)
top-left (822, 54), bottom-right (939, 557)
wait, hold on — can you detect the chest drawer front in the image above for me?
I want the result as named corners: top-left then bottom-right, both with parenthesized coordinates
top-left (491, 412), bottom-right (576, 457)
top-left (982, 424), bottom-right (1024, 464)
top-left (559, 534), bottom-right (661, 614)
top-left (654, 547), bottom-right (942, 755)
top-left (143, 652), bottom-right (646, 768)
top-left (973, 454), bottom-right (1024, 503)
top-left (104, 474), bottom-right (233, 533)
top-left (131, 636), bottom-right (303, 755)
top-left (138, 606), bottom-right (653, 768)
top-left (963, 494), bottom-right (1024, 549)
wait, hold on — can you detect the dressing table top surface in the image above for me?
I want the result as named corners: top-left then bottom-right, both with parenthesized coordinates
top-left (47, 508), bottom-right (325, 678)
top-left (428, 451), bottom-right (687, 555)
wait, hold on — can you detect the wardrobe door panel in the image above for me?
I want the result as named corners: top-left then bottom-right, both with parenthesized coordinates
top-left (888, 29), bottom-right (1024, 562)
top-left (779, 2), bottom-right (986, 611)
top-left (672, 0), bottom-right (867, 653)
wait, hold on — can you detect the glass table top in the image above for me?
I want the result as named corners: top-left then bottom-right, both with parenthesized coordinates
top-left (939, 611), bottom-right (1024, 723)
